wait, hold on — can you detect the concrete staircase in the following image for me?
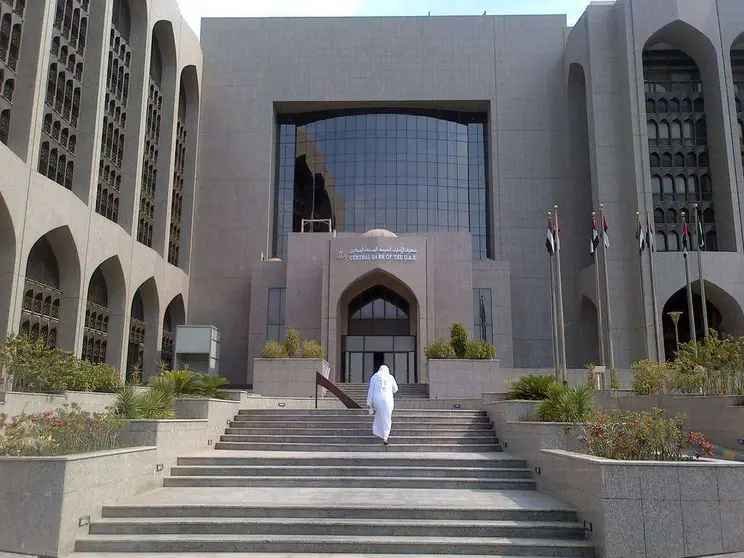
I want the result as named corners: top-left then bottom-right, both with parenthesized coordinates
top-left (74, 408), bottom-right (594, 556)
top-left (338, 383), bottom-right (430, 402)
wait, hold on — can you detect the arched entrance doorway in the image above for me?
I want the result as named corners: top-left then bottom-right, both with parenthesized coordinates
top-left (342, 285), bottom-right (416, 384)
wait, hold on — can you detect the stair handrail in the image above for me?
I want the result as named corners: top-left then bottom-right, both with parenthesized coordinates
top-left (315, 372), bottom-right (362, 409)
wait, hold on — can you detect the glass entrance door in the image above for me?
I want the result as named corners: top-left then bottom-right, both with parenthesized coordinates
top-left (342, 335), bottom-right (416, 384)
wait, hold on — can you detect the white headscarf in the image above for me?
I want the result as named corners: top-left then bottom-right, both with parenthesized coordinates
top-left (376, 365), bottom-right (391, 390)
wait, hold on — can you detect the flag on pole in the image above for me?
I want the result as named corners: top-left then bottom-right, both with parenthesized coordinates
top-left (682, 220), bottom-right (690, 253)
top-left (648, 219), bottom-right (656, 252)
top-left (546, 216), bottom-right (555, 255)
top-left (555, 212), bottom-right (562, 251)
top-left (696, 210), bottom-right (705, 250)
top-left (637, 216), bottom-right (646, 254)
top-left (602, 214), bottom-right (610, 248)
top-left (590, 216), bottom-right (600, 255)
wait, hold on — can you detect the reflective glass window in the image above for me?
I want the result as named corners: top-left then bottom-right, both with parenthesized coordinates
top-left (273, 110), bottom-right (490, 260)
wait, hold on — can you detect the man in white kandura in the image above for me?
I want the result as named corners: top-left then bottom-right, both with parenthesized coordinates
top-left (366, 364), bottom-right (399, 446)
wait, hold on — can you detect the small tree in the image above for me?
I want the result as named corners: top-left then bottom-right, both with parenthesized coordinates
top-left (424, 337), bottom-right (456, 360)
top-left (284, 329), bottom-right (301, 358)
top-left (450, 323), bottom-right (469, 359)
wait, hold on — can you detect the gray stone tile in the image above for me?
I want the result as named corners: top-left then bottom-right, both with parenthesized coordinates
top-left (679, 465), bottom-right (719, 501)
top-left (639, 465), bottom-right (680, 501)
top-left (682, 500), bottom-right (724, 557)
top-left (642, 499), bottom-right (685, 558)
top-left (603, 464), bottom-right (641, 499)
top-left (720, 501), bottom-right (744, 553)
top-left (717, 466), bottom-right (744, 502)
top-left (602, 498), bottom-right (645, 558)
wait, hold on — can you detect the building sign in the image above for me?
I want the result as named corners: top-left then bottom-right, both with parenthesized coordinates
top-left (336, 246), bottom-right (418, 262)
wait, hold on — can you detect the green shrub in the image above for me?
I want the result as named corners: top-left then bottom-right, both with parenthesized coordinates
top-left (0, 404), bottom-right (125, 456)
top-left (285, 329), bottom-right (301, 358)
top-left (464, 339), bottom-right (496, 360)
top-left (672, 331), bottom-right (744, 395)
top-left (261, 340), bottom-right (287, 358)
top-left (0, 335), bottom-right (122, 393)
top-left (631, 359), bottom-right (669, 395)
top-left (302, 340), bottom-right (325, 359)
top-left (424, 337), bottom-right (456, 360)
top-left (581, 408), bottom-right (713, 461)
top-left (198, 374), bottom-right (230, 399)
top-left (450, 323), bottom-right (469, 359)
top-left (536, 384), bottom-right (594, 423)
top-left (158, 370), bottom-right (202, 396)
top-left (114, 385), bottom-right (175, 419)
top-left (504, 374), bottom-right (556, 401)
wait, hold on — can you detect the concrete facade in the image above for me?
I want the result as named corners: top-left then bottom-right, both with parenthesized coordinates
top-left (0, 0), bottom-right (202, 379)
top-left (193, 0), bottom-right (744, 385)
top-left (3, 0), bottom-right (744, 387)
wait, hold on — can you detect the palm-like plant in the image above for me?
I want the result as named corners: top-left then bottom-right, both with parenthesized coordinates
top-left (536, 384), bottom-right (594, 423)
top-left (504, 375), bottom-right (557, 400)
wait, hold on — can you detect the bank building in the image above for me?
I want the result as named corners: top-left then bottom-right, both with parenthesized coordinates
top-left (2, 0), bottom-right (744, 389)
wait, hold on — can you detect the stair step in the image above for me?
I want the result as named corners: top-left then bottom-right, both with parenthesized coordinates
top-left (225, 423), bottom-right (494, 436)
top-left (176, 456), bottom-right (526, 468)
top-left (101, 506), bottom-right (579, 523)
top-left (169, 466), bottom-right (533, 479)
top-left (88, 517), bottom-right (584, 539)
top-left (75, 534), bottom-right (595, 556)
top-left (236, 410), bottom-right (485, 417)
top-left (214, 442), bottom-right (502, 452)
top-left (219, 435), bottom-right (496, 444)
top-left (162, 475), bottom-right (536, 490)
top-left (230, 417), bottom-right (491, 426)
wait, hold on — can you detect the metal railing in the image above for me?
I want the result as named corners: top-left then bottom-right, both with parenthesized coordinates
top-left (315, 372), bottom-right (362, 409)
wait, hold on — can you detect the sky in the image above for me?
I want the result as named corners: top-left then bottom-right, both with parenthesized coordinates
top-left (177, 0), bottom-right (594, 37)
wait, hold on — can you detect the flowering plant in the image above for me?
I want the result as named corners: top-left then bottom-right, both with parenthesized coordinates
top-left (0, 404), bottom-right (125, 456)
top-left (580, 407), bottom-right (713, 461)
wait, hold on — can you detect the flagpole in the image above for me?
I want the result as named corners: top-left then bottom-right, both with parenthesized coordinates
top-left (592, 212), bottom-right (606, 366)
top-left (694, 204), bottom-right (709, 340)
top-left (599, 204), bottom-right (616, 372)
top-left (636, 212), bottom-right (650, 358)
top-left (554, 205), bottom-right (567, 382)
top-left (682, 212), bottom-right (697, 345)
top-left (548, 211), bottom-right (559, 376)
top-left (646, 211), bottom-right (664, 362)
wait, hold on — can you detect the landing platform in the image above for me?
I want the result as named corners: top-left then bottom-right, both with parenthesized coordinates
top-left (106, 486), bottom-right (573, 512)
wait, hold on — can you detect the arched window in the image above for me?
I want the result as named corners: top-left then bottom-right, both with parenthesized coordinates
top-left (698, 151), bottom-right (709, 167)
top-left (659, 120), bottom-right (670, 144)
top-left (703, 208), bottom-right (714, 223)
top-left (669, 98), bottom-right (680, 112)
top-left (669, 231), bottom-right (680, 251)
top-left (675, 175), bottom-right (686, 198)
top-left (661, 152), bottom-right (672, 167)
top-left (670, 120), bottom-right (682, 144)
top-left (647, 121), bottom-right (658, 144)
top-left (0, 109), bottom-right (10, 145)
top-left (695, 118), bottom-right (707, 145)
top-left (673, 152), bottom-right (684, 167)
top-left (646, 99), bottom-right (656, 113)
top-left (701, 174), bottom-right (712, 200)
top-left (654, 208), bottom-right (665, 223)
top-left (662, 175), bottom-right (673, 199)
top-left (658, 99), bottom-right (668, 113)
top-left (693, 97), bottom-right (704, 113)
top-left (682, 120), bottom-right (693, 145)
top-left (685, 152), bottom-right (696, 167)
top-left (667, 208), bottom-right (677, 224)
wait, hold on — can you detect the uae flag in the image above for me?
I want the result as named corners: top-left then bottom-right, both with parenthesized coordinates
top-left (602, 214), bottom-right (610, 248)
top-left (637, 217), bottom-right (646, 254)
top-left (697, 212), bottom-right (705, 250)
top-left (590, 216), bottom-right (600, 255)
top-left (546, 216), bottom-right (555, 255)
top-left (682, 221), bottom-right (690, 252)
top-left (648, 220), bottom-right (656, 252)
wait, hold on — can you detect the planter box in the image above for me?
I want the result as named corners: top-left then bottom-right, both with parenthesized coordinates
top-left (252, 358), bottom-right (330, 398)
top-left (482, 398), bottom-right (540, 432)
top-left (594, 393), bottom-right (744, 451)
top-left (0, 391), bottom-right (117, 417)
top-left (118, 419), bottom-right (211, 473)
top-left (0, 447), bottom-right (158, 557)
top-left (539, 449), bottom-right (744, 558)
top-left (427, 359), bottom-right (504, 399)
